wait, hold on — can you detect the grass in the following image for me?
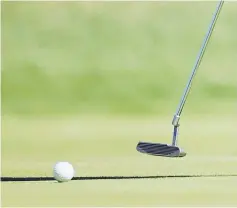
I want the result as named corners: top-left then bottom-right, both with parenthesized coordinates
top-left (2, 1), bottom-right (237, 115)
top-left (2, 177), bottom-right (237, 206)
top-left (2, 115), bottom-right (237, 206)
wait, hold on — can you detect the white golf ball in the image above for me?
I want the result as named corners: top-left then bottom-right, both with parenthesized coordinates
top-left (53, 162), bottom-right (75, 182)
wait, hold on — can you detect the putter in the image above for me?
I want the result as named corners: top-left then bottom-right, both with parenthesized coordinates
top-left (136, 0), bottom-right (224, 158)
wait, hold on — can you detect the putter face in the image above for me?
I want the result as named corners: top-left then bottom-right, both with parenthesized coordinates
top-left (136, 141), bottom-right (186, 158)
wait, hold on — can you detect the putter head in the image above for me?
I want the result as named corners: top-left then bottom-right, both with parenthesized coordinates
top-left (136, 141), bottom-right (186, 158)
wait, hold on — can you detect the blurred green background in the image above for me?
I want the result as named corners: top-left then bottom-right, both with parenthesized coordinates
top-left (2, 1), bottom-right (236, 116)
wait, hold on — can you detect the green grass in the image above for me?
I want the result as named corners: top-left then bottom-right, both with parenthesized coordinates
top-left (2, 115), bottom-right (237, 206)
top-left (2, 1), bottom-right (237, 116)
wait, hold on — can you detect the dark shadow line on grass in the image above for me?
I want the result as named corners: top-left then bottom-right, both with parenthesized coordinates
top-left (1, 174), bottom-right (237, 182)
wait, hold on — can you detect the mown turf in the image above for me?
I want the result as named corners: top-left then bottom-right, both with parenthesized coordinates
top-left (2, 115), bottom-right (237, 206)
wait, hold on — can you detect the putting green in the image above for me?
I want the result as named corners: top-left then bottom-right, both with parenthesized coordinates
top-left (2, 1), bottom-right (237, 206)
top-left (2, 116), bottom-right (237, 206)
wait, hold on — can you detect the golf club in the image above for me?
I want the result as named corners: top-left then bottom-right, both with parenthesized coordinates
top-left (136, 0), bottom-right (224, 158)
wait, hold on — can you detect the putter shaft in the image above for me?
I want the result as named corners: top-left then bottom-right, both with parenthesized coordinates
top-left (172, 0), bottom-right (224, 146)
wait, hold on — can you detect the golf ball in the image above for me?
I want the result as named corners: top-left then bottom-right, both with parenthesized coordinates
top-left (53, 162), bottom-right (75, 182)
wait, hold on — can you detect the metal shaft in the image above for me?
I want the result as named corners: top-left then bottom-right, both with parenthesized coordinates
top-left (172, 0), bottom-right (224, 146)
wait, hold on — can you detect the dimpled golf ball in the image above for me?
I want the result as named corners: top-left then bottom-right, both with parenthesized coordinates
top-left (53, 162), bottom-right (75, 182)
